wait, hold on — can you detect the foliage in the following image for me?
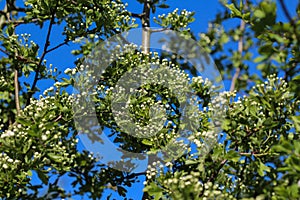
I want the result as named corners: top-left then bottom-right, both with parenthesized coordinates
top-left (0, 0), bottom-right (299, 199)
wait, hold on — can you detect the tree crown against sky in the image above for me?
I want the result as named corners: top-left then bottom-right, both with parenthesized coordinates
top-left (0, 0), bottom-right (300, 199)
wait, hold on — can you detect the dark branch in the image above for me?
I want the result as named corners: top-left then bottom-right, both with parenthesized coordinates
top-left (124, 172), bottom-right (146, 180)
top-left (130, 12), bottom-right (145, 19)
top-left (46, 40), bottom-right (69, 54)
top-left (199, 159), bottom-right (228, 197)
top-left (26, 10), bottom-right (56, 106)
top-left (230, 1), bottom-right (246, 92)
top-left (14, 7), bottom-right (26, 12)
top-left (278, 0), bottom-right (295, 26)
top-left (208, 159), bottom-right (227, 183)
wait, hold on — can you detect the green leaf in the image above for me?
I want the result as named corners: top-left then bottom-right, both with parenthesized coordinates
top-left (142, 139), bottom-right (153, 146)
top-left (253, 9), bottom-right (266, 18)
top-left (272, 142), bottom-right (292, 154)
top-left (221, 119), bottom-right (231, 130)
top-left (16, 117), bottom-right (32, 126)
top-left (290, 156), bottom-right (300, 172)
top-left (36, 170), bottom-right (48, 185)
top-left (185, 160), bottom-right (198, 165)
top-left (292, 116), bottom-right (300, 132)
top-left (7, 24), bottom-right (14, 36)
top-left (23, 139), bottom-right (32, 154)
top-left (254, 56), bottom-right (267, 63)
top-left (225, 3), bottom-right (242, 18)
top-left (47, 153), bottom-right (62, 163)
top-left (225, 150), bottom-right (240, 162)
top-left (27, 170), bottom-right (32, 177)
top-left (258, 160), bottom-right (270, 176)
top-left (146, 182), bottom-right (164, 200)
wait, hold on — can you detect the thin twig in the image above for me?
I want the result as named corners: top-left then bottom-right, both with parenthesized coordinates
top-left (208, 159), bottom-right (227, 183)
top-left (5, 1), bottom-right (20, 115)
top-left (14, 68), bottom-right (20, 115)
top-left (1, 13), bottom-right (37, 29)
top-left (124, 172), bottom-right (146, 180)
top-left (230, 13), bottom-right (245, 92)
top-left (26, 10), bottom-right (56, 106)
top-left (130, 12), bottom-right (145, 19)
top-left (199, 159), bottom-right (228, 195)
top-left (149, 27), bottom-right (171, 33)
top-left (278, 0), bottom-right (300, 67)
top-left (239, 152), bottom-right (279, 157)
top-left (53, 115), bottom-right (62, 122)
top-left (278, 0), bottom-right (295, 27)
top-left (46, 40), bottom-right (69, 53)
top-left (13, 18), bottom-right (39, 27)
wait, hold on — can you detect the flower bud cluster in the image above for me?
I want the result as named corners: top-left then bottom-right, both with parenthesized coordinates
top-left (154, 9), bottom-right (194, 29)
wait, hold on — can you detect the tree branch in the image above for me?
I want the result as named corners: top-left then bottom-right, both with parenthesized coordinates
top-left (208, 159), bottom-right (227, 183)
top-left (4, 1), bottom-right (20, 115)
top-left (26, 10), bottom-right (56, 106)
top-left (199, 159), bottom-right (228, 197)
top-left (124, 172), bottom-right (146, 180)
top-left (13, 18), bottom-right (39, 27)
top-left (141, 0), bottom-right (151, 54)
top-left (278, 0), bottom-right (300, 56)
top-left (46, 40), bottom-right (69, 54)
top-left (239, 152), bottom-right (279, 157)
top-left (149, 27), bottom-right (171, 33)
top-left (230, 15), bottom-right (245, 92)
top-left (278, 0), bottom-right (295, 27)
top-left (0, 1), bottom-right (27, 29)
top-left (130, 12), bottom-right (145, 19)
top-left (14, 68), bottom-right (20, 115)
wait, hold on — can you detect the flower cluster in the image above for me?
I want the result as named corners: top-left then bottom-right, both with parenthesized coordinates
top-left (63, 0), bottom-right (135, 39)
top-left (153, 8), bottom-right (195, 30)
top-left (0, 88), bottom-right (79, 197)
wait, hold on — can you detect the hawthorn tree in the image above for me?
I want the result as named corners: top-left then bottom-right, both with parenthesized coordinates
top-left (0, 0), bottom-right (299, 199)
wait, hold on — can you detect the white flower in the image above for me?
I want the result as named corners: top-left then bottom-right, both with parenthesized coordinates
top-left (54, 82), bottom-right (61, 87)
top-left (1, 130), bottom-right (14, 138)
top-left (41, 135), bottom-right (47, 141)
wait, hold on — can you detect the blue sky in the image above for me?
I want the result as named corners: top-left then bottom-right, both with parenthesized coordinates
top-left (0, 0), bottom-right (298, 199)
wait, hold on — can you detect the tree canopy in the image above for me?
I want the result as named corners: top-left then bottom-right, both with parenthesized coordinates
top-left (0, 0), bottom-right (300, 199)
